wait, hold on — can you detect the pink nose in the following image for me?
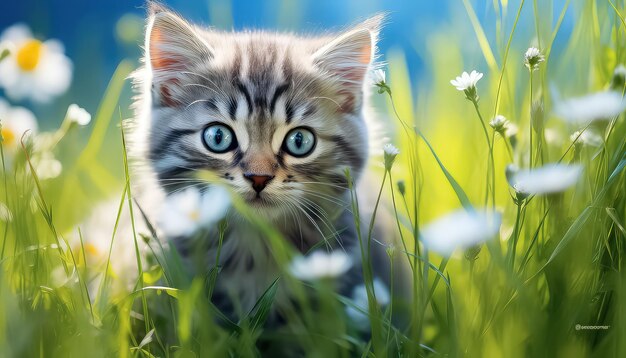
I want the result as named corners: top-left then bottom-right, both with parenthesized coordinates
top-left (243, 174), bottom-right (274, 193)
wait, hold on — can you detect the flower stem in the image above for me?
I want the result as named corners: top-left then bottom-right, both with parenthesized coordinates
top-left (471, 99), bottom-right (496, 208)
top-left (503, 135), bottom-right (515, 161)
top-left (367, 171), bottom-right (388, 268)
top-left (346, 169), bottom-right (383, 354)
top-left (386, 253), bottom-right (395, 346)
top-left (0, 129), bottom-right (8, 260)
top-left (389, 172), bottom-right (414, 270)
top-left (208, 221), bottom-right (226, 299)
top-left (509, 201), bottom-right (524, 270)
top-left (529, 71), bottom-right (534, 168)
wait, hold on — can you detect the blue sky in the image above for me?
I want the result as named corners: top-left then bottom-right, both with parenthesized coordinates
top-left (0, 0), bottom-right (572, 123)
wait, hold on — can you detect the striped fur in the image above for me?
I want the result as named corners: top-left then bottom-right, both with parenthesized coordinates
top-left (127, 3), bottom-right (393, 319)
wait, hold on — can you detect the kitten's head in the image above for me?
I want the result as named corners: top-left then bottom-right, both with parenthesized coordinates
top-left (136, 4), bottom-right (381, 221)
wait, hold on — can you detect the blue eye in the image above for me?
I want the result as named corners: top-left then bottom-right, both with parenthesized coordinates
top-left (283, 127), bottom-right (316, 157)
top-left (202, 123), bottom-right (237, 153)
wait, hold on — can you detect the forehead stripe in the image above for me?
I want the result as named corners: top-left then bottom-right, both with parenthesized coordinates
top-left (228, 96), bottom-right (238, 121)
top-left (235, 80), bottom-right (254, 115)
top-left (269, 82), bottom-right (290, 115)
top-left (285, 102), bottom-right (295, 124)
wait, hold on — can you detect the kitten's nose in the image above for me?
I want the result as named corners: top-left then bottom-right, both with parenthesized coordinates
top-left (243, 174), bottom-right (274, 193)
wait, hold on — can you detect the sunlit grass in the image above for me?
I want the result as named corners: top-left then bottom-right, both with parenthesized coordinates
top-left (1, 0), bottom-right (626, 356)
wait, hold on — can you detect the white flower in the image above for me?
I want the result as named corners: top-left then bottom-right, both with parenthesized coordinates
top-left (345, 278), bottom-right (390, 327)
top-left (505, 122), bottom-right (518, 138)
top-left (524, 47), bottom-right (545, 70)
top-left (289, 251), bottom-right (352, 281)
top-left (383, 143), bottom-right (399, 170)
top-left (371, 68), bottom-right (390, 95)
top-left (489, 115), bottom-right (508, 132)
top-left (570, 130), bottom-right (603, 147)
top-left (65, 104), bottom-right (91, 126)
top-left (421, 209), bottom-right (501, 257)
top-left (507, 163), bottom-right (583, 196)
top-left (157, 186), bottom-right (230, 238)
top-left (371, 69), bottom-right (386, 86)
top-left (0, 24), bottom-right (72, 103)
top-left (32, 152), bottom-right (62, 180)
top-left (450, 70), bottom-right (483, 91)
top-left (554, 91), bottom-right (626, 124)
top-left (383, 143), bottom-right (399, 156)
top-left (0, 98), bottom-right (38, 152)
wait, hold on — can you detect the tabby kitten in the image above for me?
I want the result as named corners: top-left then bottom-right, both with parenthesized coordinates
top-left (129, 3), bottom-right (395, 320)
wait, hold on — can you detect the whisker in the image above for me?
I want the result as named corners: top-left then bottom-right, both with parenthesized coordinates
top-left (292, 181), bottom-right (348, 190)
top-left (180, 71), bottom-right (220, 88)
top-left (183, 83), bottom-right (220, 96)
top-left (299, 196), bottom-right (346, 252)
top-left (297, 189), bottom-right (350, 208)
top-left (310, 96), bottom-right (342, 110)
top-left (186, 99), bottom-right (214, 109)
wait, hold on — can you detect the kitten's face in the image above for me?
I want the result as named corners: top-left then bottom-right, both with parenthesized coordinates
top-left (141, 7), bottom-right (379, 221)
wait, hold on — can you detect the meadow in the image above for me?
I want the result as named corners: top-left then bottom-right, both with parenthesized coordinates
top-left (1, 0), bottom-right (625, 356)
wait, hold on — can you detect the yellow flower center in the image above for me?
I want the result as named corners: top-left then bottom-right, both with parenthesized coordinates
top-left (84, 243), bottom-right (100, 257)
top-left (189, 210), bottom-right (200, 221)
top-left (1, 126), bottom-right (15, 147)
top-left (16, 39), bottom-right (43, 72)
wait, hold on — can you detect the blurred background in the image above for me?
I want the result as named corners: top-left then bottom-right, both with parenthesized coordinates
top-left (0, 0), bottom-right (573, 129)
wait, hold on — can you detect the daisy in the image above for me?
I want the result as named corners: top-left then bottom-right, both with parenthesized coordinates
top-left (489, 115), bottom-right (509, 133)
top-left (506, 163), bottom-right (583, 196)
top-left (372, 68), bottom-right (387, 85)
top-left (553, 91), bottom-right (626, 124)
top-left (524, 47), bottom-right (545, 70)
top-left (450, 70), bottom-right (483, 101)
top-left (450, 70), bottom-right (483, 91)
top-left (371, 68), bottom-right (390, 95)
top-left (0, 98), bottom-right (38, 152)
top-left (0, 24), bottom-right (72, 103)
top-left (420, 209), bottom-right (502, 257)
top-left (65, 104), bottom-right (91, 126)
top-left (570, 130), bottom-right (603, 147)
top-left (505, 122), bottom-right (518, 138)
top-left (32, 152), bottom-right (62, 180)
top-left (289, 251), bottom-right (352, 281)
top-left (383, 143), bottom-right (399, 170)
top-left (371, 69), bottom-right (386, 86)
top-left (345, 278), bottom-right (390, 327)
top-left (157, 186), bottom-right (231, 238)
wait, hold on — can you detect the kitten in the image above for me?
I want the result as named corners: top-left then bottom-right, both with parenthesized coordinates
top-left (124, 3), bottom-right (400, 321)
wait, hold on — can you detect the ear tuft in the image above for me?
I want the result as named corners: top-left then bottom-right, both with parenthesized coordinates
top-left (147, 11), bottom-right (213, 73)
top-left (147, 1), bottom-right (169, 16)
top-left (144, 8), bottom-right (213, 106)
top-left (312, 14), bottom-right (385, 112)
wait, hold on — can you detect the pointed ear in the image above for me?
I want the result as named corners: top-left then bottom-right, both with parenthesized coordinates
top-left (146, 9), bottom-right (213, 73)
top-left (145, 6), bottom-right (213, 105)
top-left (311, 15), bottom-right (383, 112)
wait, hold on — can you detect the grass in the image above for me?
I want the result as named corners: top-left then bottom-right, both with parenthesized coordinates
top-left (1, 0), bottom-right (626, 356)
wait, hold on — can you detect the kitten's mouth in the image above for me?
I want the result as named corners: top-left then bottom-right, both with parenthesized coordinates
top-left (245, 192), bottom-right (272, 206)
